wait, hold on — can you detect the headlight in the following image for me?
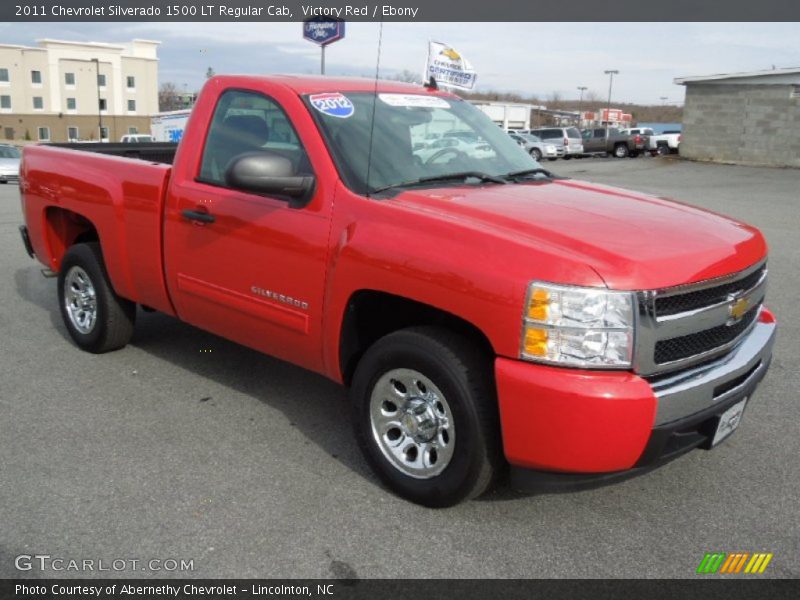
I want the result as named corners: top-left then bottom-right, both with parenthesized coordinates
top-left (521, 282), bottom-right (635, 368)
top-left (545, 144), bottom-right (556, 152)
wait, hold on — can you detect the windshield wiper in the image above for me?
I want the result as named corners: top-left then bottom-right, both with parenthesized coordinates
top-left (371, 171), bottom-right (507, 195)
top-left (502, 168), bottom-right (555, 181)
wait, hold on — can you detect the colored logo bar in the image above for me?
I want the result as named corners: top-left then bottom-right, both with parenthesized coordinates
top-left (696, 552), bottom-right (773, 574)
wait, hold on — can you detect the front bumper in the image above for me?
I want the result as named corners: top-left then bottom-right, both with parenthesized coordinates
top-left (495, 307), bottom-right (776, 487)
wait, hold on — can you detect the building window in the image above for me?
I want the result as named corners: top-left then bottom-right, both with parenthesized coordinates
top-left (66, 97), bottom-right (77, 111)
top-left (0, 95), bottom-right (11, 110)
top-left (97, 73), bottom-right (106, 87)
top-left (4, 127), bottom-right (14, 140)
top-left (65, 72), bottom-right (75, 86)
top-left (126, 75), bottom-right (135, 89)
top-left (0, 68), bottom-right (8, 83)
top-left (99, 98), bottom-right (107, 111)
top-left (31, 70), bottom-right (42, 84)
top-left (791, 85), bottom-right (800, 99)
top-left (128, 126), bottom-right (138, 134)
top-left (33, 96), bottom-right (44, 110)
top-left (68, 126), bottom-right (79, 140)
top-left (38, 127), bottom-right (50, 141)
top-left (99, 126), bottom-right (109, 141)
top-left (127, 99), bottom-right (136, 112)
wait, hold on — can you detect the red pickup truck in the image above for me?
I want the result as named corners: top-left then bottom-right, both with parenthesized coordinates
top-left (18, 75), bottom-right (776, 507)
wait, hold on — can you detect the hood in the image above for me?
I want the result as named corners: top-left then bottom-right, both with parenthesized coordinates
top-left (390, 178), bottom-right (766, 290)
top-left (0, 158), bottom-right (20, 171)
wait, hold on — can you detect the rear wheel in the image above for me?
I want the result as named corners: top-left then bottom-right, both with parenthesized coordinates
top-left (657, 144), bottom-right (670, 156)
top-left (350, 326), bottom-right (502, 507)
top-left (58, 242), bottom-right (136, 353)
top-left (614, 144), bottom-right (629, 158)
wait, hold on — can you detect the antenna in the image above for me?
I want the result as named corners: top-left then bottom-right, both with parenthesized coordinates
top-left (364, 19), bottom-right (384, 198)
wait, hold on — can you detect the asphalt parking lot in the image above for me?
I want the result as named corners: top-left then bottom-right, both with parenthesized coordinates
top-left (1, 156), bottom-right (799, 579)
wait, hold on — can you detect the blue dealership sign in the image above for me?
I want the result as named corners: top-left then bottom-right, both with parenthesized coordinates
top-left (303, 17), bottom-right (345, 46)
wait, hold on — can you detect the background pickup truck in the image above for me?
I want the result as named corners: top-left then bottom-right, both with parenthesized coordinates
top-left (19, 75), bottom-right (775, 507)
top-left (619, 127), bottom-right (681, 156)
top-left (581, 127), bottom-right (650, 157)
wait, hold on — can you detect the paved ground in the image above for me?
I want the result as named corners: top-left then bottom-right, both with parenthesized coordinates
top-left (1, 156), bottom-right (798, 579)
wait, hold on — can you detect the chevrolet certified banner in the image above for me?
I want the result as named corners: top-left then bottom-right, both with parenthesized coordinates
top-left (424, 41), bottom-right (477, 90)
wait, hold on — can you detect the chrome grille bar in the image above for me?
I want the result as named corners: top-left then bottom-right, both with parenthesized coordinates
top-left (634, 260), bottom-right (767, 377)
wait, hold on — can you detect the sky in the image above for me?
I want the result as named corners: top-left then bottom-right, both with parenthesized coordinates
top-left (1, 21), bottom-right (798, 105)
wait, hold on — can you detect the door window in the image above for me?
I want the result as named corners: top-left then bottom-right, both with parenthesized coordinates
top-left (198, 89), bottom-right (311, 186)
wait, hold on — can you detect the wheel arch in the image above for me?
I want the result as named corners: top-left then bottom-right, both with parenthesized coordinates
top-left (338, 290), bottom-right (495, 387)
top-left (42, 206), bottom-right (101, 272)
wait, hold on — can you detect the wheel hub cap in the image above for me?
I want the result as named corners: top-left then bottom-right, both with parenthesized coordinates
top-left (64, 266), bottom-right (98, 335)
top-left (369, 368), bottom-right (455, 479)
top-left (401, 398), bottom-right (439, 442)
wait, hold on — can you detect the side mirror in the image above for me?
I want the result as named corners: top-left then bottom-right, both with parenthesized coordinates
top-left (225, 151), bottom-right (315, 209)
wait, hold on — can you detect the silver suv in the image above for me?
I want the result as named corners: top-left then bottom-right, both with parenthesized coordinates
top-left (522, 127), bottom-right (584, 159)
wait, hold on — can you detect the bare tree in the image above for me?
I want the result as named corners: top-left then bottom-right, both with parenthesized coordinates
top-left (158, 82), bottom-right (182, 112)
top-left (387, 69), bottom-right (420, 84)
top-left (547, 91), bottom-right (564, 109)
top-left (205, 67), bottom-right (216, 79)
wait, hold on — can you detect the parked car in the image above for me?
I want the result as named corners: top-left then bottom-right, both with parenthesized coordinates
top-left (507, 131), bottom-right (560, 161)
top-left (653, 130), bottom-right (682, 155)
top-left (581, 127), bottom-right (650, 158)
top-left (442, 130), bottom-right (483, 144)
top-left (524, 127), bottom-right (584, 159)
top-left (19, 76), bottom-right (775, 507)
top-left (120, 134), bottom-right (155, 143)
top-left (0, 144), bottom-right (21, 184)
top-left (413, 136), bottom-right (494, 163)
top-left (618, 127), bottom-right (677, 156)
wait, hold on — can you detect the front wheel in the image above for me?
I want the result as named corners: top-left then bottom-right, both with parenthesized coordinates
top-left (530, 148), bottom-right (543, 161)
top-left (350, 327), bottom-right (502, 507)
top-left (58, 242), bottom-right (136, 353)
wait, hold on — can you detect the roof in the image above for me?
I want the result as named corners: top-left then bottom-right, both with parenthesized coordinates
top-left (675, 67), bottom-right (800, 85)
top-left (36, 39), bottom-right (128, 50)
top-left (211, 74), bottom-right (462, 97)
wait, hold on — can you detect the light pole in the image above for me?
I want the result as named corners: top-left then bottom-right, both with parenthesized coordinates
top-left (577, 86), bottom-right (587, 126)
top-left (92, 58), bottom-right (103, 141)
top-left (660, 96), bottom-right (668, 105)
top-left (604, 70), bottom-right (619, 134)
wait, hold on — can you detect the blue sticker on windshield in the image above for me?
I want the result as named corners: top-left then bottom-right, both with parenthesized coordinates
top-left (309, 93), bottom-right (354, 118)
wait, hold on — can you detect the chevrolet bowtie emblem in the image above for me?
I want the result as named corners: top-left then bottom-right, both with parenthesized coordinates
top-left (728, 296), bottom-right (750, 321)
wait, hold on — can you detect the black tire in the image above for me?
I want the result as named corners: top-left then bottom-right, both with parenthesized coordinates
top-left (547, 157), bottom-right (558, 162)
top-left (530, 148), bottom-right (543, 161)
top-left (657, 144), bottom-right (670, 156)
top-left (562, 155), bottom-right (571, 160)
top-left (350, 326), bottom-right (502, 507)
top-left (614, 144), bottom-right (629, 158)
top-left (58, 242), bottom-right (136, 353)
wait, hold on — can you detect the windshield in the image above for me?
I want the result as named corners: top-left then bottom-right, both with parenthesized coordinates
top-left (305, 92), bottom-right (538, 195)
top-left (0, 146), bottom-right (20, 159)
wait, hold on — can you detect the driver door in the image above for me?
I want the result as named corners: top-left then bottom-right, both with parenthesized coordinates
top-left (163, 89), bottom-right (332, 372)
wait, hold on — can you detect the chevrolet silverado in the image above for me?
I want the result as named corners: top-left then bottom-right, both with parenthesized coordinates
top-left (18, 76), bottom-right (775, 507)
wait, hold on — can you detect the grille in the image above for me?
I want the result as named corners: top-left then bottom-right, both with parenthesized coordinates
top-left (655, 264), bottom-right (766, 317)
top-left (654, 307), bottom-right (759, 364)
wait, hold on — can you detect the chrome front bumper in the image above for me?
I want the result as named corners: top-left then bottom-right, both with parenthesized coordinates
top-left (649, 317), bottom-right (776, 425)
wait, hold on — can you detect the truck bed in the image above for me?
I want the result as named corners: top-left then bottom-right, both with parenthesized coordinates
top-left (48, 142), bottom-right (178, 165)
top-left (20, 143), bottom-right (175, 315)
